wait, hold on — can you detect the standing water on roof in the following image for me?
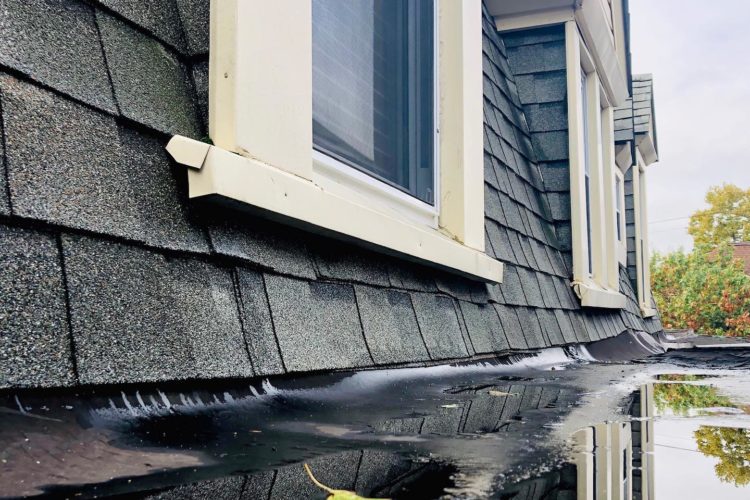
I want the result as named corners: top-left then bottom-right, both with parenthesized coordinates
top-left (3, 344), bottom-right (750, 499)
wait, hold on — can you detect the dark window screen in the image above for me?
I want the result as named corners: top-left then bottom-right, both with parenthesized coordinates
top-left (312, 0), bottom-right (435, 204)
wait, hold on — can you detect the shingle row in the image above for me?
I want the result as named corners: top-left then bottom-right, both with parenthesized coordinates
top-left (0, 0), bottom-right (202, 138)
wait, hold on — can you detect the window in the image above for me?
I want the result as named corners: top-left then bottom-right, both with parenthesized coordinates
top-left (312, 0), bottom-right (436, 205)
top-left (581, 69), bottom-right (594, 276)
top-left (615, 176), bottom-right (622, 241)
top-left (615, 169), bottom-right (627, 265)
top-left (565, 21), bottom-right (625, 309)
top-left (165, 1), bottom-right (501, 283)
top-left (633, 159), bottom-right (656, 316)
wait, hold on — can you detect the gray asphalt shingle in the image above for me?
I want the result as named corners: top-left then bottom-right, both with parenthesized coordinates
top-left (97, 11), bottom-right (200, 137)
top-left (236, 268), bottom-right (284, 376)
top-left (0, 225), bottom-right (74, 388)
top-left (354, 285), bottom-right (430, 365)
top-left (98, 0), bottom-right (187, 52)
top-left (410, 293), bottom-right (469, 360)
top-left (516, 307), bottom-right (548, 349)
top-left (0, 76), bottom-right (208, 253)
top-left (62, 235), bottom-right (252, 384)
top-left (175, 0), bottom-right (210, 55)
top-left (208, 218), bottom-right (317, 280)
top-left (459, 301), bottom-right (509, 354)
top-left (264, 275), bottom-right (372, 372)
top-left (494, 304), bottom-right (528, 350)
top-left (0, 0), bottom-right (117, 113)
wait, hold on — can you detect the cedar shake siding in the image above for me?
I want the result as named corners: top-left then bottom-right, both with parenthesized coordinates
top-left (0, 1), bottom-right (662, 389)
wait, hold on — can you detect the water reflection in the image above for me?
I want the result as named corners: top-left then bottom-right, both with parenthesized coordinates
top-left (2, 350), bottom-right (750, 498)
top-left (694, 426), bottom-right (750, 487)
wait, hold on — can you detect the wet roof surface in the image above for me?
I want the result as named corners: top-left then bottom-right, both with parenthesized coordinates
top-left (3, 347), bottom-right (750, 499)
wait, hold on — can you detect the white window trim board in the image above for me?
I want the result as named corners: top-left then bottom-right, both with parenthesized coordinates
top-left (167, 136), bottom-right (502, 283)
top-left (565, 21), bottom-right (625, 309)
top-left (633, 153), bottom-right (653, 312)
top-left (169, 0), bottom-right (498, 283)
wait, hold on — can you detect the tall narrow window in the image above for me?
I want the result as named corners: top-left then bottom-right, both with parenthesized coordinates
top-left (615, 176), bottom-right (622, 241)
top-left (312, 0), bottom-right (436, 204)
top-left (581, 69), bottom-right (593, 275)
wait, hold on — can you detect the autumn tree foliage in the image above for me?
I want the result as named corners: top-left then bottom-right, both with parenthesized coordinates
top-left (695, 426), bottom-right (750, 487)
top-left (651, 244), bottom-right (750, 336)
top-left (688, 184), bottom-right (750, 246)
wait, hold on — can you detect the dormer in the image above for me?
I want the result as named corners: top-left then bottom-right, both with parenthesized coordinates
top-left (487, 0), bottom-right (631, 108)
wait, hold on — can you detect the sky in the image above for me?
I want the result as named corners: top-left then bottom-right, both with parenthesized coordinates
top-left (628, 0), bottom-right (750, 253)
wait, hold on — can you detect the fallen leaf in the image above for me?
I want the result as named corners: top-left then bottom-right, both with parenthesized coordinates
top-left (304, 464), bottom-right (389, 499)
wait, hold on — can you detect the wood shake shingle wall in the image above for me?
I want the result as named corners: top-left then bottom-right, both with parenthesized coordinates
top-left (0, 1), bottom-right (662, 390)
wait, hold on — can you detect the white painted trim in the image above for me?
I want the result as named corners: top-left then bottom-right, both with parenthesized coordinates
top-left (575, 0), bottom-right (629, 106)
top-left (493, 8), bottom-right (574, 32)
top-left (633, 156), bottom-right (653, 310)
top-left (566, 23), bottom-right (623, 309)
top-left (601, 106), bottom-right (620, 289)
top-left (202, 0), bottom-right (489, 278)
top-left (575, 281), bottom-right (627, 309)
top-left (312, 150), bottom-right (438, 228)
top-left (167, 137), bottom-right (503, 283)
top-left (565, 22), bottom-right (589, 286)
top-left (438, 0), bottom-right (485, 251)
top-left (641, 306), bottom-right (657, 319)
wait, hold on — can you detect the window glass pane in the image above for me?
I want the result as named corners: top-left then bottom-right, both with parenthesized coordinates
top-left (312, 0), bottom-right (435, 204)
top-left (615, 177), bottom-right (622, 241)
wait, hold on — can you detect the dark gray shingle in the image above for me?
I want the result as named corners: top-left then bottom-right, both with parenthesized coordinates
top-left (264, 275), bottom-right (372, 372)
top-left (536, 308), bottom-right (565, 345)
top-left (459, 301), bottom-right (509, 354)
top-left (0, 225), bottom-right (74, 388)
top-left (516, 307), bottom-right (548, 349)
top-left (236, 268), bottom-right (284, 376)
top-left (63, 235), bottom-right (252, 384)
top-left (97, 11), bottom-right (200, 136)
top-left (410, 293), bottom-right (469, 360)
top-left (0, 0), bottom-right (117, 113)
top-left (0, 76), bottom-right (208, 253)
top-left (354, 286), bottom-right (430, 365)
top-left (175, 0), bottom-right (210, 55)
top-left (98, 0), bottom-right (187, 52)
top-left (494, 304), bottom-right (528, 350)
top-left (208, 218), bottom-right (317, 280)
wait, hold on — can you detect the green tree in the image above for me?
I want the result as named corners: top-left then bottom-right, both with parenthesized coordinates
top-left (695, 426), bottom-right (750, 487)
top-left (650, 244), bottom-right (750, 336)
top-left (653, 377), bottom-right (734, 415)
top-left (688, 184), bottom-right (750, 247)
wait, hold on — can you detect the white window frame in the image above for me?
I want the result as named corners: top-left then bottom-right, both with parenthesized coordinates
top-left (311, 1), bottom-right (441, 227)
top-left (566, 21), bottom-right (626, 309)
top-left (633, 153), bottom-right (656, 317)
top-left (166, 0), bottom-right (502, 283)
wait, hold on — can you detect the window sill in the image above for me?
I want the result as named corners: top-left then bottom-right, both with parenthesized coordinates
top-left (167, 136), bottom-right (503, 284)
top-left (641, 306), bottom-right (657, 318)
top-left (573, 281), bottom-right (626, 309)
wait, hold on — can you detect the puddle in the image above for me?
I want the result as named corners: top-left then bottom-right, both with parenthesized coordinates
top-left (2, 348), bottom-right (750, 498)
